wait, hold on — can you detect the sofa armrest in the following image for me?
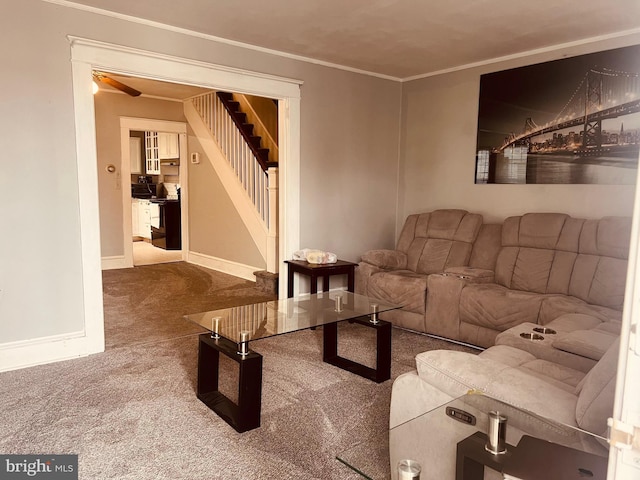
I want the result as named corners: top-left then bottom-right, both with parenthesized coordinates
top-left (360, 249), bottom-right (407, 269)
top-left (425, 270), bottom-right (493, 340)
top-left (443, 266), bottom-right (495, 283)
top-left (552, 329), bottom-right (618, 361)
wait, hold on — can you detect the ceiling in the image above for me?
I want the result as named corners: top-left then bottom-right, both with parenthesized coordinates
top-left (93, 72), bottom-right (212, 100)
top-left (72, 0), bottom-right (640, 80)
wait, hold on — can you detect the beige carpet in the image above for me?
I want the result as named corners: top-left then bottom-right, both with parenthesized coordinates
top-left (0, 262), bottom-right (477, 479)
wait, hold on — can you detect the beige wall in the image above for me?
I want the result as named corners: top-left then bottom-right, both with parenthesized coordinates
top-left (187, 129), bottom-right (265, 268)
top-left (244, 94), bottom-right (278, 147)
top-left (399, 36), bottom-right (640, 229)
top-left (1, 0), bottom-right (400, 344)
top-left (93, 93), bottom-right (186, 257)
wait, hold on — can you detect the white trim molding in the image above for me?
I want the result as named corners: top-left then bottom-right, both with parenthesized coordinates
top-left (0, 331), bottom-right (87, 373)
top-left (102, 255), bottom-right (127, 270)
top-left (187, 251), bottom-right (262, 282)
top-left (23, 36), bottom-right (304, 373)
top-left (119, 117), bottom-right (188, 269)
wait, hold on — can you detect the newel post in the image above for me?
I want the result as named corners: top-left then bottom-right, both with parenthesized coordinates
top-left (266, 166), bottom-right (278, 273)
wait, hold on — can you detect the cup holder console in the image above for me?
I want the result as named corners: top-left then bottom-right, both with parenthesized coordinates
top-left (533, 327), bottom-right (557, 335)
top-left (520, 332), bottom-right (545, 341)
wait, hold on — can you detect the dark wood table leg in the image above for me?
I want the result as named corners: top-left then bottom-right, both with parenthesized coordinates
top-left (310, 273), bottom-right (318, 294)
top-left (456, 431), bottom-right (513, 480)
top-left (322, 318), bottom-right (391, 383)
top-left (197, 334), bottom-right (263, 433)
top-left (375, 320), bottom-right (392, 382)
top-left (287, 265), bottom-right (295, 298)
top-left (347, 270), bottom-right (355, 292)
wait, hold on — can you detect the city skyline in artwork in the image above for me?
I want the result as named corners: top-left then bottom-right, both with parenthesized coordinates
top-left (475, 44), bottom-right (640, 184)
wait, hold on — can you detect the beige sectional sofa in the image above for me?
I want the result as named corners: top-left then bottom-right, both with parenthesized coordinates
top-left (357, 210), bottom-right (631, 479)
top-left (426, 212), bottom-right (630, 348)
top-left (358, 211), bottom-right (631, 349)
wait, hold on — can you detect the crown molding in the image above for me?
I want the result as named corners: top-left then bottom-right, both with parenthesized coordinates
top-left (401, 27), bottom-right (640, 82)
top-left (45, 0), bottom-right (401, 82)
top-left (45, 0), bottom-right (640, 83)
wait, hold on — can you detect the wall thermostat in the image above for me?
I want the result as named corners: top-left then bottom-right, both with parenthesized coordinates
top-left (190, 152), bottom-right (200, 164)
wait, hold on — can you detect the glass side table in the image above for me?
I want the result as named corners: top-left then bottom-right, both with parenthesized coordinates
top-left (337, 393), bottom-right (609, 480)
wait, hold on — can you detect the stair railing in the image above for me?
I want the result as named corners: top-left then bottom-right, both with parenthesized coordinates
top-left (192, 92), bottom-right (272, 229)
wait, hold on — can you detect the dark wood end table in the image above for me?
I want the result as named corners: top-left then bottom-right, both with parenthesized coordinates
top-left (285, 259), bottom-right (357, 298)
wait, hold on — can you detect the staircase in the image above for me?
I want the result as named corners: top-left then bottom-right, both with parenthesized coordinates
top-left (216, 92), bottom-right (276, 169)
top-left (185, 91), bottom-right (279, 277)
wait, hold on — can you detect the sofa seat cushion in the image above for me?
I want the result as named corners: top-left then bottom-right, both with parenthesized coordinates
top-left (415, 349), bottom-right (579, 427)
top-left (553, 329), bottom-right (619, 361)
top-left (368, 270), bottom-right (428, 314)
top-left (460, 283), bottom-right (545, 331)
top-left (518, 359), bottom-right (585, 393)
top-left (479, 345), bottom-right (585, 393)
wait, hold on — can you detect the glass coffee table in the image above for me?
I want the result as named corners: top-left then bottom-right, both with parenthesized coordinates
top-left (185, 291), bottom-right (401, 432)
top-left (337, 393), bottom-right (609, 480)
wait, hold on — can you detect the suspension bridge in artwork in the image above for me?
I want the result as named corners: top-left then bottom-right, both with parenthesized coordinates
top-left (501, 67), bottom-right (640, 157)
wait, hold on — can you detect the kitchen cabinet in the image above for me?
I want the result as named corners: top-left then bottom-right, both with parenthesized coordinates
top-left (131, 199), bottom-right (140, 237)
top-left (144, 132), bottom-right (161, 175)
top-left (158, 132), bottom-right (180, 159)
top-left (144, 132), bottom-right (179, 175)
top-left (130, 136), bottom-right (143, 174)
top-left (135, 199), bottom-right (159, 240)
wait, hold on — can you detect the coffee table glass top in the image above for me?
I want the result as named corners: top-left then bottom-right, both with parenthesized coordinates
top-left (337, 393), bottom-right (608, 480)
top-left (184, 291), bottom-right (401, 343)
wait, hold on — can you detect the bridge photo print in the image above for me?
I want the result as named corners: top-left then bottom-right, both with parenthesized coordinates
top-left (475, 43), bottom-right (640, 184)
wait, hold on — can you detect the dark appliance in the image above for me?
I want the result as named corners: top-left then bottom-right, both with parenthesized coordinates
top-left (151, 200), bottom-right (181, 250)
top-left (131, 183), bottom-right (158, 199)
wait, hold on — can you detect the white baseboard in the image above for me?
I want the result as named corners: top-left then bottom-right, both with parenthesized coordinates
top-left (187, 251), bottom-right (261, 281)
top-left (102, 255), bottom-right (128, 270)
top-left (0, 331), bottom-right (103, 373)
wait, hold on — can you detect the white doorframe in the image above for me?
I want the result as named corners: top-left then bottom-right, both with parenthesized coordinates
top-left (117, 118), bottom-right (188, 269)
top-left (70, 37), bottom-right (301, 359)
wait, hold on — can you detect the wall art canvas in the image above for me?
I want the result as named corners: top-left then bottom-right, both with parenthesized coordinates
top-left (475, 44), bottom-right (640, 184)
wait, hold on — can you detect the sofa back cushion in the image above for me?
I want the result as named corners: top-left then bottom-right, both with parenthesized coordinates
top-left (495, 214), bottom-right (582, 293)
top-left (494, 214), bottom-right (630, 309)
top-left (569, 217), bottom-right (631, 310)
top-left (396, 210), bottom-right (483, 274)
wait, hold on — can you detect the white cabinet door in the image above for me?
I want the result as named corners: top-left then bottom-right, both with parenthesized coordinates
top-left (158, 132), bottom-right (179, 159)
top-left (130, 137), bottom-right (142, 174)
top-left (131, 199), bottom-right (140, 237)
top-left (137, 199), bottom-right (152, 239)
top-left (144, 131), bottom-right (161, 174)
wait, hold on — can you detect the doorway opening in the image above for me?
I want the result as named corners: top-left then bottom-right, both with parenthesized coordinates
top-left (70, 37), bottom-right (302, 357)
